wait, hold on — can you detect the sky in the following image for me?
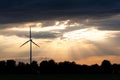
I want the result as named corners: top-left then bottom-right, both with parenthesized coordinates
top-left (0, 0), bottom-right (120, 65)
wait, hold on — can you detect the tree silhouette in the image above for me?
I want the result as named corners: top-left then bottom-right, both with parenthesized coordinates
top-left (6, 60), bottom-right (16, 74)
top-left (112, 64), bottom-right (120, 74)
top-left (0, 61), bottom-right (6, 74)
top-left (17, 62), bottom-right (26, 74)
top-left (40, 60), bottom-right (57, 74)
top-left (0, 59), bottom-right (119, 74)
top-left (101, 60), bottom-right (112, 73)
top-left (90, 64), bottom-right (100, 73)
top-left (30, 61), bottom-right (39, 74)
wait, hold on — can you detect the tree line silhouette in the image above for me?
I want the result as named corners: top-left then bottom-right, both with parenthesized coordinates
top-left (0, 59), bottom-right (119, 74)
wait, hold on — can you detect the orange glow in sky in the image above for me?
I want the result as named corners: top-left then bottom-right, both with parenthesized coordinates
top-left (0, 20), bottom-right (120, 64)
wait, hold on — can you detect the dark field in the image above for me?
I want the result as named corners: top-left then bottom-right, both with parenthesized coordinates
top-left (0, 74), bottom-right (120, 80)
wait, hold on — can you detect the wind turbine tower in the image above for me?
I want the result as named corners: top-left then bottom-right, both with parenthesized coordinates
top-left (20, 26), bottom-right (40, 64)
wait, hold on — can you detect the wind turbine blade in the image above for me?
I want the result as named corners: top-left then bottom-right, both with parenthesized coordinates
top-left (31, 41), bottom-right (40, 47)
top-left (20, 40), bottom-right (30, 47)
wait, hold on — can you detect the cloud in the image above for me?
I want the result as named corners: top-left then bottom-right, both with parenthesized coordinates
top-left (0, 20), bottom-right (83, 39)
top-left (0, 0), bottom-right (120, 24)
top-left (0, 29), bottom-right (60, 39)
top-left (85, 15), bottom-right (120, 30)
top-left (32, 31), bottom-right (60, 39)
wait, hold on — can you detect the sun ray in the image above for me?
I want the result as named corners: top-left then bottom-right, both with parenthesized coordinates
top-left (63, 27), bottom-right (118, 41)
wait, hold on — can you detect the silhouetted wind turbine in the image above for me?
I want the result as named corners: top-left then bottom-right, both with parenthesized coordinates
top-left (20, 26), bottom-right (40, 64)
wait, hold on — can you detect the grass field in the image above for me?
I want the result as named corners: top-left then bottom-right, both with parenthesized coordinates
top-left (0, 74), bottom-right (120, 80)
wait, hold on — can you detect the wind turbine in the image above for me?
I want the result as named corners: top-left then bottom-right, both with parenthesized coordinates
top-left (20, 26), bottom-right (40, 64)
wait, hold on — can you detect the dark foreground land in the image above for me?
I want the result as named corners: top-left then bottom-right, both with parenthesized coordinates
top-left (0, 59), bottom-right (120, 80)
top-left (0, 74), bottom-right (120, 80)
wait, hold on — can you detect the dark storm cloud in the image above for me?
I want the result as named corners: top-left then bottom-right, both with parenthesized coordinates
top-left (85, 15), bottom-right (120, 30)
top-left (0, 0), bottom-right (120, 24)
